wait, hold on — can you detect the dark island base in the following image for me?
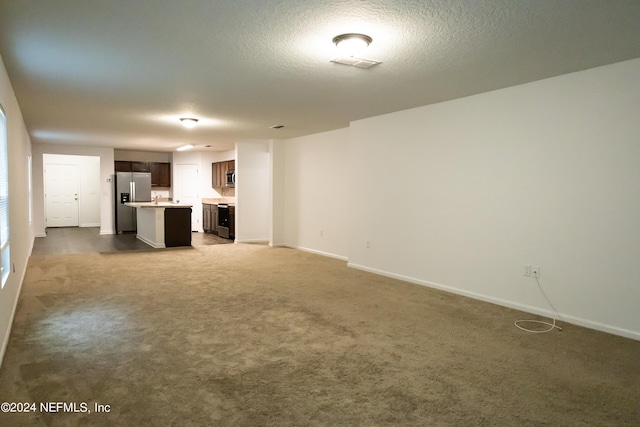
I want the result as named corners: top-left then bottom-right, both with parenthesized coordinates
top-left (164, 208), bottom-right (192, 247)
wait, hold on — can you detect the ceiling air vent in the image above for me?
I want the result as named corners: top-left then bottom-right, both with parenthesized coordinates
top-left (331, 57), bottom-right (382, 69)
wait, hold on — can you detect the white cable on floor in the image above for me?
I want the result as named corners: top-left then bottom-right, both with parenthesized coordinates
top-left (514, 276), bottom-right (562, 334)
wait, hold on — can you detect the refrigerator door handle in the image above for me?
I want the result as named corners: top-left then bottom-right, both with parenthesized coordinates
top-left (130, 181), bottom-right (134, 202)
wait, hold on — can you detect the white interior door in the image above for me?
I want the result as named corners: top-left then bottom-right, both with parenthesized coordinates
top-left (45, 163), bottom-right (79, 227)
top-left (174, 164), bottom-right (200, 231)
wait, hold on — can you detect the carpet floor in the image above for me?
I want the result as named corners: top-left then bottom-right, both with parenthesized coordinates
top-left (0, 244), bottom-right (638, 426)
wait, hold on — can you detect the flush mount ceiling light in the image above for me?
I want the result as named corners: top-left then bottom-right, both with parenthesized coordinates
top-left (332, 33), bottom-right (372, 57)
top-left (331, 33), bottom-right (381, 69)
top-left (176, 144), bottom-right (194, 151)
top-left (179, 118), bottom-right (198, 128)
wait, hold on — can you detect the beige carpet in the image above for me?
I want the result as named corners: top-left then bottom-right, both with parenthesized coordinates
top-left (0, 244), bottom-right (638, 426)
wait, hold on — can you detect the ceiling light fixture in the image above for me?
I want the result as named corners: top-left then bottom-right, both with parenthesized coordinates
top-left (332, 33), bottom-right (372, 57)
top-left (179, 118), bottom-right (198, 128)
top-left (176, 144), bottom-right (194, 151)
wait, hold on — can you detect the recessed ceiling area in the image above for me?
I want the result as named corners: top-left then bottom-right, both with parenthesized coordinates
top-left (0, 1), bottom-right (639, 152)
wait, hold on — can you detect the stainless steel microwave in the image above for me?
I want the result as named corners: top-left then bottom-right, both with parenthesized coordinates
top-left (225, 170), bottom-right (235, 187)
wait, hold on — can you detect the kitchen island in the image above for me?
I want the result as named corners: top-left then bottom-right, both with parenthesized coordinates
top-left (125, 202), bottom-right (193, 248)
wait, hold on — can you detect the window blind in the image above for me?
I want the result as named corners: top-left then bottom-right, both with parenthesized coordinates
top-left (0, 104), bottom-right (9, 286)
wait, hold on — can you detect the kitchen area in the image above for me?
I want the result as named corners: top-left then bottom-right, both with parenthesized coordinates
top-left (30, 140), bottom-right (270, 251)
top-left (113, 150), bottom-right (237, 248)
top-left (202, 159), bottom-right (235, 240)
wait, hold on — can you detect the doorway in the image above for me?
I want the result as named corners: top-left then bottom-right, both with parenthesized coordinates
top-left (173, 164), bottom-right (200, 231)
top-left (43, 154), bottom-right (100, 228)
top-left (44, 163), bottom-right (79, 227)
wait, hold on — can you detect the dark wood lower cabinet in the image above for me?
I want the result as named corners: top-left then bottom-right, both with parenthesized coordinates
top-left (164, 208), bottom-right (192, 247)
top-left (202, 203), bottom-right (220, 234)
top-left (203, 204), bottom-right (211, 232)
top-left (202, 203), bottom-right (232, 238)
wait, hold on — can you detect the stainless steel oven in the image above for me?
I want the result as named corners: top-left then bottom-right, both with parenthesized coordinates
top-left (217, 203), bottom-right (230, 238)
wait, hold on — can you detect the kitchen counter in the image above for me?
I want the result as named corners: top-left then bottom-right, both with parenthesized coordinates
top-left (125, 202), bottom-right (193, 208)
top-left (201, 198), bottom-right (235, 207)
top-left (125, 202), bottom-right (192, 248)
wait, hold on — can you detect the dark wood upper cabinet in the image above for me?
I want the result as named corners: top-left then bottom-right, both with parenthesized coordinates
top-left (115, 161), bottom-right (132, 172)
top-left (116, 160), bottom-right (150, 172)
top-left (149, 162), bottom-right (171, 187)
top-left (211, 160), bottom-right (236, 189)
top-left (211, 162), bottom-right (221, 188)
top-left (115, 161), bottom-right (171, 187)
top-left (131, 161), bottom-right (150, 172)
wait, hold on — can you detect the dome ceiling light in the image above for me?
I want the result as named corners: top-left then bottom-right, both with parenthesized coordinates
top-left (332, 33), bottom-right (372, 57)
top-left (179, 117), bottom-right (199, 128)
top-left (331, 33), bottom-right (381, 69)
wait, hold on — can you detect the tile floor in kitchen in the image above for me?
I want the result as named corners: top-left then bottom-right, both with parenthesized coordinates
top-left (31, 227), bottom-right (232, 256)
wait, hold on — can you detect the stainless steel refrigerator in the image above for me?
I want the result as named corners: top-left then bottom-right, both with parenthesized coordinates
top-left (115, 172), bottom-right (152, 233)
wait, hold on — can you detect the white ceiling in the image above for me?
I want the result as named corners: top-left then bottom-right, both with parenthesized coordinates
top-left (1, 0), bottom-right (639, 152)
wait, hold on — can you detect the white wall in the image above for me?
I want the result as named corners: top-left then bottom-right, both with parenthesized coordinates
top-left (235, 141), bottom-right (270, 243)
top-left (43, 154), bottom-right (101, 227)
top-left (0, 55), bottom-right (33, 366)
top-left (281, 128), bottom-right (350, 260)
top-left (32, 143), bottom-right (115, 235)
top-left (346, 58), bottom-right (640, 340)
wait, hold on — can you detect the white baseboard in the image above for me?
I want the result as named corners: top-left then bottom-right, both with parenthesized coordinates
top-left (34, 233), bottom-right (46, 238)
top-left (347, 262), bottom-right (640, 342)
top-left (235, 238), bottom-right (270, 244)
top-left (0, 248), bottom-right (31, 369)
top-left (80, 223), bottom-right (100, 228)
top-left (136, 234), bottom-right (164, 249)
top-left (100, 229), bottom-right (114, 235)
top-left (285, 245), bottom-right (348, 262)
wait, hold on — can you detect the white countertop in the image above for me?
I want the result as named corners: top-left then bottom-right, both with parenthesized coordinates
top-left (125, 202), bottom-right (193, 208)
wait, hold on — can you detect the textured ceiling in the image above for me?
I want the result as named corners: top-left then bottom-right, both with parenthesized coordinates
top-left (1, 0), bottom-right (639, 152)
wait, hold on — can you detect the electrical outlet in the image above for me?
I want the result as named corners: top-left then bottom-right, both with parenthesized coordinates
top-left (531, 265), bottom-right (540, 278)
top-left (366, 240), bottom-right (371, 248)
top-left (523, 265), bottom-right (531, 277)
top-left (320, 229), bottom-right (324, 237)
